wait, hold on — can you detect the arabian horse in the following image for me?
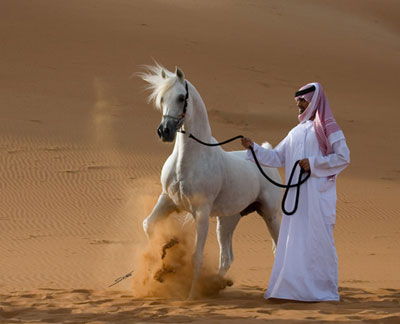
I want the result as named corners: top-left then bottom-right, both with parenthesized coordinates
top-left (140, 65), bottom-right (282, 298)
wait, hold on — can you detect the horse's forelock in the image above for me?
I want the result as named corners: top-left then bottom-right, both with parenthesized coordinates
top-left (140, 64), bottom-right (178, 110)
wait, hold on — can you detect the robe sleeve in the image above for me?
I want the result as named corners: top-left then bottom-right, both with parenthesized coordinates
top-left (308, 139), bottom-right (350, 177)
top-left (246, 136), bottom-right (287, 168)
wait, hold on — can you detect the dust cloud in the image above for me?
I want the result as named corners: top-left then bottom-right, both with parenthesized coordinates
top-left (132, 216), bottom-right (232, 299)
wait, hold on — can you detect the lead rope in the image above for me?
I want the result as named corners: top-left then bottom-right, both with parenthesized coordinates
top-left (180, 132), bottom-right (310, 215)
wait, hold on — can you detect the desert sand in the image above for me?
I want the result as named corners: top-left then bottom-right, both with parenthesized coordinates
top-left (1, 0), bottom-right (399, 323)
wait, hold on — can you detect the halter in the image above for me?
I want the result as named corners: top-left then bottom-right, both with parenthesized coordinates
top-left (162, 81), bottom-right (189, 130)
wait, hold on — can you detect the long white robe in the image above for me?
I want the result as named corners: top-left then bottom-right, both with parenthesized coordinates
top-left (247, 120), bottom-right (350, 301)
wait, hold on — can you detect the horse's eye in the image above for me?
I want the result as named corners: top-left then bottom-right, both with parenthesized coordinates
top-left (160, 97), bottom-right (164, 104)
top-left (177, 95), bottom-right (185, 103)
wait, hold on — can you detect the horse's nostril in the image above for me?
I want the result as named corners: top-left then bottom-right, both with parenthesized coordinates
top-left (157, 125), bottom-right (163, 138)
top-left (164, 127), bottom-right (170, 136)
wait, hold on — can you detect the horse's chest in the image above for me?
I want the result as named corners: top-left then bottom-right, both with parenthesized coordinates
top-left (166, 164), bottom-right (215, 211)
top-left (166, 177), bottom-right (193, 210)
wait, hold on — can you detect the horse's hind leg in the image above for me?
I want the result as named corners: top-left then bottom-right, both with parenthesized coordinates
top-left (258, 201), bottom-right (280, 255)
top-left (143, 193), bottom-right (177, 240)
top-left (216, 214), bottom-right (241, 276)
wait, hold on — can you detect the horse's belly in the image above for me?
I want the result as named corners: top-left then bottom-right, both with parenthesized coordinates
top-left (210, 181), bottom-right (260, 217)
top-left (209, 161), bottom-right (262, 216)
top-left (211, 198), bottom-right (254, 217)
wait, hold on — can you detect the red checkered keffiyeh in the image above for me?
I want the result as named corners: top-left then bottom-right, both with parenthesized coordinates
top-left (296, 82), bottom-right (344, 156)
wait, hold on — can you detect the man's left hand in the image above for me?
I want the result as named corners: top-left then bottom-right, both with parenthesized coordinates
top-left (299, 158), bottom-right (310, 172)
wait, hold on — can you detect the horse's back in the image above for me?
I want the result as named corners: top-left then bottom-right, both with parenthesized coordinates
top-left (226, 149), bottom-right (247, 159)
top-left (224, 141), bottom-right (271, 160)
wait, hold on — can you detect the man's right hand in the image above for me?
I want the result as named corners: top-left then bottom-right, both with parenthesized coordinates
top-left (241, 137), bottom-right (254, 149)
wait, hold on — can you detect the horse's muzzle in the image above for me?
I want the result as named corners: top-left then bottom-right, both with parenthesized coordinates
top-left (157, 119), bottom-right (178, 142)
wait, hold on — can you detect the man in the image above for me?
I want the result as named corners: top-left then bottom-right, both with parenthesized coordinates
top-left (241, 82), bottom-right (350, 301)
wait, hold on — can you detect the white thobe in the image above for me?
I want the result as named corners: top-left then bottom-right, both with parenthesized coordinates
top-left (247, 120), bottom-right (350, 301)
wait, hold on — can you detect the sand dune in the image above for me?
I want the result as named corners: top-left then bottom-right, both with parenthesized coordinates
top-left (0, 0), bottom-right (399, 323)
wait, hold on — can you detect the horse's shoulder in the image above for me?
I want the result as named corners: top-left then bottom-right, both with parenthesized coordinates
top-left (161, 153), bottom-right (177, 179)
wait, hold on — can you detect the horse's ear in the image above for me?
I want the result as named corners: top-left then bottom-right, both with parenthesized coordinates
top-left (161, 69), bottom-right (167, 79)
top-left (175, 66), bottom-right (185, 82)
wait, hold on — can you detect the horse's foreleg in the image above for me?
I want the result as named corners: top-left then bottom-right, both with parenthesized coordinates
top-left (216, 214), bottom-right (241, 276)
top-left (143, 193), bottom-right (177, 240)
top-left (188, 207), bottom-right (210, 299)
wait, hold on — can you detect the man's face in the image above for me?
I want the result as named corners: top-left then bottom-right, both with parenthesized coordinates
top-left (296, 98), bottom-right (309, 114)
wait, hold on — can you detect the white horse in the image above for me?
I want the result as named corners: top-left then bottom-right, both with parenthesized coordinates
top-left (140, 64), bottom-right (282, 298)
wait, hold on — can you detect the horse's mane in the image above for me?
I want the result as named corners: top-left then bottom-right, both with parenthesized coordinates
top-left (138, 63), bottom-right (179, 110)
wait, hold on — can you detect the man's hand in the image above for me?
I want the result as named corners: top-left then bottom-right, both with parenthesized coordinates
top-left (241, 137), bottom-right (254, 149)
top-left (299, 158), bottom-right (310, 172)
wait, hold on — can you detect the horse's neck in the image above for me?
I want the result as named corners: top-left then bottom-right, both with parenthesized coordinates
top-left (175, 83), bottom-right (212, 156)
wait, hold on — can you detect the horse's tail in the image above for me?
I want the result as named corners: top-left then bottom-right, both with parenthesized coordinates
top-left (261, 142), bottom-right (273, 150)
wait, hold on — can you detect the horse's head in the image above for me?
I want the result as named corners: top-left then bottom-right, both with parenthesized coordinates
top-left (157, 67), bottom-right (188, 142)
top-left (140, 65), bottom-right (189, 142)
